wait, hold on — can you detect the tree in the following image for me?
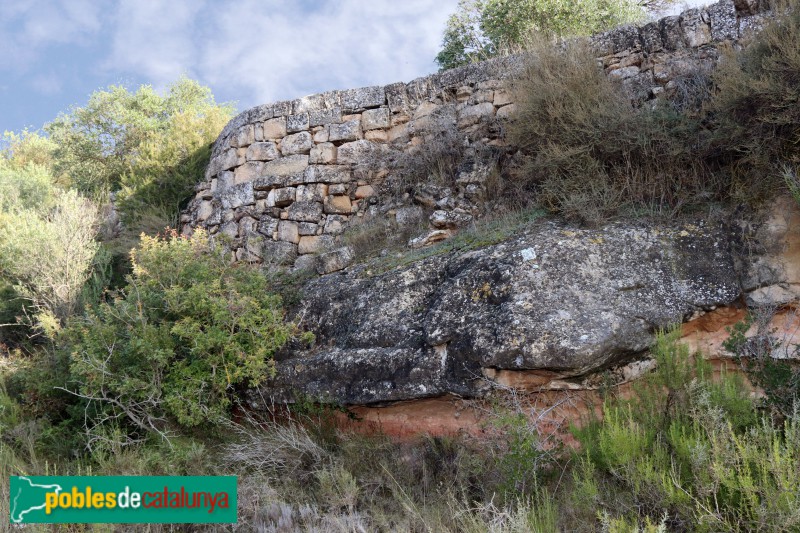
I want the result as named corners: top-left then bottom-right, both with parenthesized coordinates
top-left (435, 0), bottom-right (647, 70)
top-left (45, 77), bottom-right (235, 225)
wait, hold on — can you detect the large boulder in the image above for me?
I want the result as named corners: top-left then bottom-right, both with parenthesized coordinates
top-left (251, 218), bottom-right (745, 406)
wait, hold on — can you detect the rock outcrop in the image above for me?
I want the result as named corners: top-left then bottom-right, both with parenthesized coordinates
top-left (251, 217), bottom-right (747, 407)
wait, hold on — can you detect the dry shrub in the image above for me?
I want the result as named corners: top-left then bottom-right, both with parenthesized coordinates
top-left (710, 0), bottom-right (800, 203)
top-left (507, 36), bottom-right (717, 224)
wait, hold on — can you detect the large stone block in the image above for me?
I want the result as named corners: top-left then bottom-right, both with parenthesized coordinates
top-left (362, 108), bottom-right (390, 130)
top-left (708, 0), bottom-right (738, 41)
top-left (246, 142), bottom-right (280, 161)
top-left (220, 182), bottom-right (255, 210)
top-left (681, 8), bottom-right (712, 48)
top-left (277, 220), bottom-right (300, 244)
top-left (304, 165), bottom-right (352, 184)
top-left (337, 140), bottom-right (378, 166)
top-left (310, 142), bottom-right (337, 164)
top-left (309, 107), bottom-right (343, 127)
top-left (328, 119), bottom-right (363, 142)
top-left (273, 187), bottom-right (296, 207)
top-left (457, 102), bottom-right (495, 128)
top-left (232, 125), bottom-right (255, 148)
top-left (280, 131), bottom-right (314, 155)
top-left (324, 195), bottom-right (352, 214)
top-left (316, 246), bottom-right (354, 274)
top-left (287, 201), bottom-right (324, 222)
top-left (234, 162), bottom-right (264, 184)
top-left (341, 86), bottom-right (386, 112)
top-left (262, 155), bottom-right (309, 178)
top-left (262, 117), bottom-right (287, 140)
top-left (286, 113), bottom-right (310, 133)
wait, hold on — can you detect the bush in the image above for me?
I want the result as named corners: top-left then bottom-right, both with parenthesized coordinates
top-left (507, 38), bottom-right (715, 224)
top-left (710, 0), bottom-right (800, 202)
top-left (0, 189), bottom-right (99, 333)
top-left (573, 328), bottom-right (800, 531)
top-left (65, 229), bottom-right (301, 449)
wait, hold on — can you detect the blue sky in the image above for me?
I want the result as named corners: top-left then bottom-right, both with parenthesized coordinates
top-left (0, 0), bottom-right (461, 134)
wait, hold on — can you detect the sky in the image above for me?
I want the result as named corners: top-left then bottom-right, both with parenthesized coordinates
top-left (0, 0), bottom-right (460, 134)
top-left (0, 0), bottom-right (709, 135)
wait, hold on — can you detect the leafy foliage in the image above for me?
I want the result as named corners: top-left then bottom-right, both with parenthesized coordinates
top-left (0, 188), bottom-right (99, 333)
top-left (65, 230), bottom-right (298, 447)
top-left (435, 0), bottom-right (645, 69)
top-left (45, 77), bottom-right (234, 224)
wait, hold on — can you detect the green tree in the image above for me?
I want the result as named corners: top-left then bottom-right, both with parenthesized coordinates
top-left (45, 77), bottom-right (234, 224)
top-left (65, 230), bottom-right (302, 448)
top-left (435, 0), bottom-right (646, 70)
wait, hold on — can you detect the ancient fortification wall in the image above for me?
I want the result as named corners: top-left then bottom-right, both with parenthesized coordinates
top-left (181, 0), bottom-right (766, 272)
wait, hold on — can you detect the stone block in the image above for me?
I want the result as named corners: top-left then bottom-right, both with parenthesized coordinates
top-left (365, 130), bottom-right (388, 142)
top-left (304, 165), bottom-right (352, 184)
top-left (324, 195), bottom-right (352, 214)
top-left (355, 185), bottom-right (375, 199)
top-left (310, 142), bottom-right (337, 164)
top-left (341, 86), bottom-right (386, 112)
top-left (246, 142), bottom-right (280, 161)
top-left (313, 128), bottom-right (329, 143)
top-left (262, 155), bottom-right (309, 178)
top-left (293, 254), bottom-right (317, 272)
top-left (384, 82), bottom-right (410, 113)
top-left (296, 184), bottom-right (325, 203)
top-left (316, 246), bottom-right (354, 274)
top-left (681, 8), bottom-right (712, 48)
top-left (328, 119), bottom-right (363, 142)
top-left (280, 131), bottom-right (314, 155)
top-left (492, 90), bottom-right (513, 107)
top-left (309, 107), bottom-right (343, 126)
top-left (457, 102), bottom-right (495, 128)
top-left (286, 113), bottom-right (310, 133)
top-left (298, 235), bottom-right (323, 254)
top-left (708, 0), bottom-right (738, 41)
top-left (660, 16), bottom-right (685, 51)
top-left (232, 125), bottom-right (255, 148)
top-left (337, 140), bottom-right (377, 165)
top-left (298, 222), bottom-right (319, 236)
top-left (258, 218), bottom-right (279, 237)
top-left (362, 108), bottom-right (390, 130)
top-left (234, 162), bottom-right (264, 184)
top-left (217, 148), bottom-right (240, 172)
top-left (262, 117), bottom-right (287, 139)
top-left (263, 240), bottom-right (297, 266)
top-left (196, 201), bottom-right (214, 222)
top-left (323, 214), bottom-right (349, 235)
top-left (273, 187), bottom-right (296, 207)
top-left (277, 220), bottom-right (300, 244)
top-left (328, 183), bottom-right (348, 195)
top-left (287, 201), bottom-right (324, 222)
top-left (217, 171), bottom-right (235, 190)
top-left (220, 182), bottom-right (255, 210)
top-left (272, 100), bottom-right (292, 117)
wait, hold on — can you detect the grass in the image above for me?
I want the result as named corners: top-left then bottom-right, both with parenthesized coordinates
top-left (351, 206), bottom-right (546, 277)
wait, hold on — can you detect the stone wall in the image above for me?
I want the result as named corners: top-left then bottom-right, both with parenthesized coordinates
top-left (181, 0), bottom-right (766, 272)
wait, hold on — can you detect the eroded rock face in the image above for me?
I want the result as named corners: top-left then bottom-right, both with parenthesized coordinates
top-left (251, 218), bottom-right (743, 407)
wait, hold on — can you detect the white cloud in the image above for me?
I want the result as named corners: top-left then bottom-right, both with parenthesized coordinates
top-left (0, 0), bottom-right (103, 70)
top-left (98, 0), bottom-right (459, 110)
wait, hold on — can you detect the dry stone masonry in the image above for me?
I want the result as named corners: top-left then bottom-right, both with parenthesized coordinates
top-left (182, 0), bottom-right (766, 272)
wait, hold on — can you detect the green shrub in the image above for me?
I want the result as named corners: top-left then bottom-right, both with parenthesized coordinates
top-left (65, 229), bottom-right (300, 448)
top-left (573, 328), bottom-right (800, 531)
